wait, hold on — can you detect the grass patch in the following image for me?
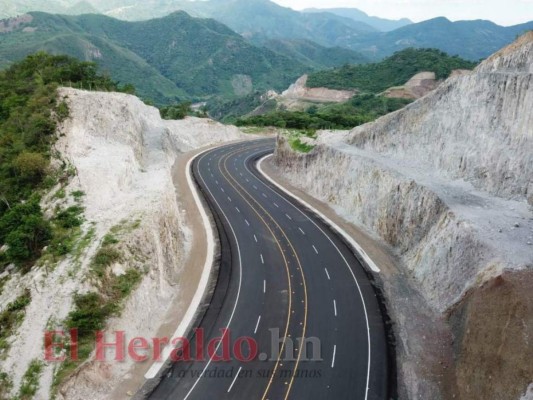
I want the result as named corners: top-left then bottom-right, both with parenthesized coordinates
top-left (0, 289), bottom-right (31, 354)
top-left (0, 372), bottom-right (13, 400)
top-left (18, 360), bottom-right (44, 400)
top-left (53, 227), bottom-right (143, 392)
top-left (289, 138), bottom-right (315, 153)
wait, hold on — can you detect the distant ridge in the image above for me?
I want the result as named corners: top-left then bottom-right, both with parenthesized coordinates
top-left (303, 7), bottom-right (412, 32)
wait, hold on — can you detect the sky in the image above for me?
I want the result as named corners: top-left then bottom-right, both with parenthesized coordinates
top-left (271, 0), bottom-right (533, 26)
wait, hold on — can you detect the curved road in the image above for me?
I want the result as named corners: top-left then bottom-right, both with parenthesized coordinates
top-left (148, 138), bottom-right (390, 400)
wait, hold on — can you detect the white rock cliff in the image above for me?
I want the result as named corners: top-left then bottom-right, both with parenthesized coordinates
top-left (273, 32), bottom-right (533, 399)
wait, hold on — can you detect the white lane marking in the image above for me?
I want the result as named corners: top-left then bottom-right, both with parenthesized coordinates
top-left (263, 280), bottom-right (266, 293)
top-left (245, 178), bottom-right (250, 182)
top-left (221, 187), bottom-right (225, 193)
top-left (332, 345), bottom-right (337, 368)
top-left (257, 155), bottom-right (375, 400)
top-left (227, 367), bottom-right (243, 393)
top-left (240, 173), bottom-right (243, 177)
top-left (285, 214), bottom-right (292, 220)
top-left (325, 268), bottom-right (331, 280)
top-left (333, 300), bottom-right (337, 317)
top-left (274, 203), bottom-right (279, 208)
top-left (253, 185), bottom-right (258, 190)
top-left (235, 207), bottom-right (241, 213)
top-left (228, 196), bottom-right (232, 202)
top-left (260, 254), bottom-right (264, 264)
top-left (254, 316), bottom-right (261, 334)
top-left (215, 180), bottom-right (219, 185)
top-left (211, 174), bottom-right (214, 178)
top-left (299, 227), bottom-right (305, 235)
top-left (245, 219), bottom-right (250, 226)
top-left (262, 193), bottom-right (267, 198)
top-left (208, 162), bottom-right (210, 167)
top-left (254, 234), bottom-right (258, 243)
top-left (312, 245), bottom-right (318, 254)
top-left (149, 148), bottom-right (244, 397)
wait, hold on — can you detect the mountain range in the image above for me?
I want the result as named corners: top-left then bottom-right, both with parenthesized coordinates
top-left (0, 11), bottom-right (315, 103)
top-left (1, 0), bottom-right (532, 62)
top-left (303, 7), bottom-right (412, 32)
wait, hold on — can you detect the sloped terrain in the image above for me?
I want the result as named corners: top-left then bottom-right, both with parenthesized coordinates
top-left (0, 11), bottom-right (308, 103)
top-left (273, 32), bottom-right (533, 399)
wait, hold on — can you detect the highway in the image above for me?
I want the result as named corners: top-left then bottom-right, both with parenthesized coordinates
top-left (148, 138), bottom-right (391, 400)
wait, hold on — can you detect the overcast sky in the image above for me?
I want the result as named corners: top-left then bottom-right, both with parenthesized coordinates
top-left (271, 0), bottom-right (533, 26)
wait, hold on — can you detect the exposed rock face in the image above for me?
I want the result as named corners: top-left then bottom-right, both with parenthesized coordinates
top-left (383, 71), bottom-right (439, 99)
top-left (0, 88), bottom-right (245, 399)
top-left (273, 32), bottom-right (533, 399)
top-left (281, 74), bottom-right (356, 102)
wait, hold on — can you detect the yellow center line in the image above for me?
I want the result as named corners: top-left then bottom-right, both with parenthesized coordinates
top-left (219, 145), bottom-right (309, 400)
top-left (214, 146), bottom-right (295, 396)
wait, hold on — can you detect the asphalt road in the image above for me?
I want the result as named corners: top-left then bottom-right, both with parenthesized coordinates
top-left (148, 138), bottom-right (390, 400)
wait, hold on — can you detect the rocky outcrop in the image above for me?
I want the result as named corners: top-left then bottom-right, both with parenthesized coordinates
top-left (281, 74), bottom-right (356, 102)
top-left (383, 71), bottom-right (439, 99)
top-left (273, 32), bottom-right (533, 399)
top-left (0, 88), bottom-right (245, 399)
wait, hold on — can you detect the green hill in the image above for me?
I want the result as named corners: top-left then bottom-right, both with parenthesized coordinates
top-left (347, 17), bottom-right (533, 60)
top-left (262, 39), bottom-right (368, 69)
top-left (307, 48), bottom-right (478, 93)
top-left (0, 11), bottom-right (309, 103)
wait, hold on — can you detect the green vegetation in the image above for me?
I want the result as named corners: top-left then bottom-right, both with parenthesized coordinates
top-left (0, 12), bottom-right (309, 104)
top-left (235, 94), bottom-right (412, 130)
top-left (307, 48), bottom-right (478, 92)
top-left (54, 224), bottom-right (143, 390)
top-left (0, 53), bottom-right (116, 272)
top-left (160, 102), bottom-right (193, 120)
top-left (0, 372), bottom-right (13, 400)
top-left (18, 360), bottom-right (44, 400)
top-left (0, 289), bottom-right (31, 353)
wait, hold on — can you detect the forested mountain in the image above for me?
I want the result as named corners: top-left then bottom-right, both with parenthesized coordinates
top-left (303, 7), bottom-right (412, 32)
top-left (0, 11), bottom-right (309, 103)
top-left (347, 17), bottom-right (533, 60)
top-left (307, 48), bottom-right (478, 92)
top-left (262, 39), bottom-right (368, 69)
top-left (1, 1), bottom-right (531, 61)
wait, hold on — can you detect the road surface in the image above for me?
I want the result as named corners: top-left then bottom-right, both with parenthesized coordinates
top-left (148, 138), bottom-right (390, 400)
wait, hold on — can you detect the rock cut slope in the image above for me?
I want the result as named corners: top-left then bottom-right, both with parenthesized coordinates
top-left (273, 32), bottom-right (533, 399)
top-left (0, 88), bottom-right (246, 399)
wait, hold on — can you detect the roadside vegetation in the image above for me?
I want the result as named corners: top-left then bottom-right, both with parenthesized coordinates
top-left (0, 52), bottom-right (127, 273)
top-left (0, 289), bottom-right (31, 354)
top-left (235, 94), bottom-right (412, 130)
top-left (52, 221), bottom-right (143, 393)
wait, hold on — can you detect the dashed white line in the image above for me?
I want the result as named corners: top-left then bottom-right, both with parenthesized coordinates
top-left (215, 180), bottom-right (219, 185)
top-left (254, 234), bottom-right (258, 243)
top-left (263, 280), bottom-right (266, 293)
top-left (254, 316), bottom-right (262, 334)
top-left (324, 268), bottom-right (331, 280)
top-left (235, 207), bottom-right (241, 213)
top-left (333, 300), bottom-right (338, 317)
top-left (274, 203), bottom-right (279, 208)
top-left (286, 214), bottom-right (292, 220)
top-left (299, 227), bottom-right (305, 235)
top-left (240, 173), bottom-right (243, 177)
top-left (245, 178), bottom-right (250, 183)
top-left (228, 196), bottom-right (232, 202)
top-left (221, 188), bottom-right (225, 193)
top-left (313, 245), bottom-right (319, 254)
top-left (253, 185), bottom-right (258, 190)
top-left (262, 193), bottom-right (267, 198)
top-left (245, 219), bottom-right (250, 226)
top-left (227, 366), bottom-right (243, 393)
top-left (332, 345), bottom-right (337, 368)
top-left (260, 254), bottom-right (264, 264)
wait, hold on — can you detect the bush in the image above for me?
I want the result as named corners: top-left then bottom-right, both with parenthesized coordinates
top-left (18, 360), bottom-right (43, 400)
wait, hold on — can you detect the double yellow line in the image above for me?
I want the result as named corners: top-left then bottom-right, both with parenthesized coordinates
top-left (215, 144), bottom-right (309, 400)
